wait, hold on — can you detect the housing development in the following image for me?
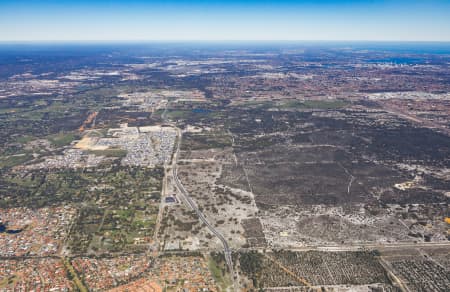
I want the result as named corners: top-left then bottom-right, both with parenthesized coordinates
top-left (0, 42), bottom-right (449, 291)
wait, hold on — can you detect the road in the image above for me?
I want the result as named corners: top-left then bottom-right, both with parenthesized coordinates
top-left (171, 127), bottom-right (237, 291)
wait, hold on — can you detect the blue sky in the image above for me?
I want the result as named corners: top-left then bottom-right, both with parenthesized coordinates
top-left (1, 0), bottom-right (450, 41)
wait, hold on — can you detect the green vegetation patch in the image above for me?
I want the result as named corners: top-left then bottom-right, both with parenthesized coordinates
top-left (0, 276), bottom-right (18, 289)
top-left (279, 99), bottom-right (349, 110)
top-left (209, 253), bottom-right (233, 291)
top-left (0, 166), bottom-right (164, 209)
top-left (0, 153), bottom-right (34, 169)
top-left (15, 135), bottom-right (35, 144)
top-left (165, 109), bottom-right (192, 119)
top-left (71, 207), bottom-right (158, 254)
top-left (47, 132), bottom-right (79, 147)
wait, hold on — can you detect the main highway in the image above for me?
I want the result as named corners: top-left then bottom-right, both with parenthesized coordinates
top-left (171, 127), bottom-right (236, 291)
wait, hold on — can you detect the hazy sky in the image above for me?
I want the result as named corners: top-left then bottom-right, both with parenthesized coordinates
top-left (1, 0), bottom-right (450, 41)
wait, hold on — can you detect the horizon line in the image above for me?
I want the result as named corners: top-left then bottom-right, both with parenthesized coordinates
top-left (1, 40), bottom-right (450, 44)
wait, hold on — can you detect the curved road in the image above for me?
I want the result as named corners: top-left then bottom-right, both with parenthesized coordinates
top-left (171, 128), bottom-right (236, 291)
